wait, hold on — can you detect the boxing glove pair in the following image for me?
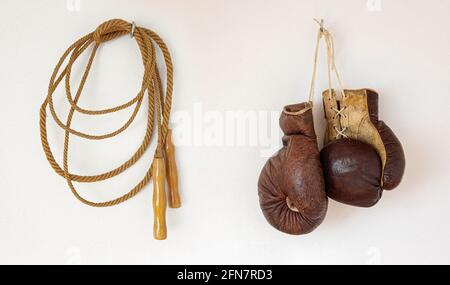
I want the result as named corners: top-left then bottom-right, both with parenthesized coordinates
top-left (258, 20), bottom-right (405, 235)
top-left (320, 88), bottom-right (405, 207)
top-left (258, 90), bottom-right (405, 235)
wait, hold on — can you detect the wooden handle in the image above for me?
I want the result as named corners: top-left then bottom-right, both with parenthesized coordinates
top-left (152, 157), bottom-right (167, 240)
top-left (165, 130), bottom-right (181, 208)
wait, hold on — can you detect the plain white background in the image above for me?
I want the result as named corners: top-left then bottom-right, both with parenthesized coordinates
top-left (1, 0), bottom-right (449, 265)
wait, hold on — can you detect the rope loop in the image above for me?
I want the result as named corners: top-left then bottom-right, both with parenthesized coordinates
top-left (92, 18), bottom-right (130, 44)
top-left (40, 19), bottom-right (174, 207)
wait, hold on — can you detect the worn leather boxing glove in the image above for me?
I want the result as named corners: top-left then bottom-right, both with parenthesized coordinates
top-left (258, 103), bottom-right (328, 235)
top-left (320, 89), bottom-right (405, 207)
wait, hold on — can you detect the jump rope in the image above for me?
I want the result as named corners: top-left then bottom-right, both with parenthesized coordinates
top-left (39, 19), bottom-right (180, 240)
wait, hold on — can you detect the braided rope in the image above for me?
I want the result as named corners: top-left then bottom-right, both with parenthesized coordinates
top-left (39, 19), bottom-right (174, 207)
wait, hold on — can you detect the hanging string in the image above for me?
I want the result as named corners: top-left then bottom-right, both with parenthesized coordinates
top-left (309, 18), bottom-right (346, 103)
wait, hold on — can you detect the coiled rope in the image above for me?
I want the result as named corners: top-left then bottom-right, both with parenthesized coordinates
top-left (39, 19), bottom-right (174, 208)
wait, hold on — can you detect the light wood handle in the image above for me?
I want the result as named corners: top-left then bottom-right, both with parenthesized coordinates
top-left (165, 130), bottom-right (181, 208)
top-left (152, 157), bottom-right (167, 240)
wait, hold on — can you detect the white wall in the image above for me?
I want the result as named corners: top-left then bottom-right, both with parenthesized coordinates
top-left (0, 0), bottom-right (449, 265)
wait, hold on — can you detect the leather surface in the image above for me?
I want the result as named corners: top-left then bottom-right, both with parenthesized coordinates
top-left (366, 89), bottom-right (406, 190)
top-left (258, 103), bottom-right (328, 235)
top-left (321, 139), bottom-right (382, 207)
top-left (322, 88), bottom-right (405, 190)
top-left (322, 89), bottom-right (341, 144)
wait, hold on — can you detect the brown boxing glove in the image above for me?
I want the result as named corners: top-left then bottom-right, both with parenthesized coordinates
top-left (321, 89), bottom-right (406, 207)
top-left (258, 103), bottom-right (328, 235)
